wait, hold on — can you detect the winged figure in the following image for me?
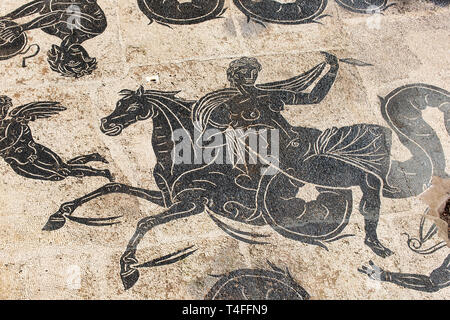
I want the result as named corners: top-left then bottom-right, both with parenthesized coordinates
top-left (0, 96), bottom-right (112, 181)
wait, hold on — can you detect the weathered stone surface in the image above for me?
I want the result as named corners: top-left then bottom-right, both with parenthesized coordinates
top-left (0, 0), bottom-right (448, 299)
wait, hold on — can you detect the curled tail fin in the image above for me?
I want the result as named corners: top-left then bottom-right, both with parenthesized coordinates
top-left (381, 84), bottom-right (450, 198)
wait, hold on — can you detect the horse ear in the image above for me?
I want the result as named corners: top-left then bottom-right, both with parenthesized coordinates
top-left (119, 89), bottom-right (133, 96)
top-left (136, 85), bottom-right (145, 97)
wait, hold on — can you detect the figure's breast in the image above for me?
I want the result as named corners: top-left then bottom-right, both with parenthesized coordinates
top-left (230, 95), bottom-right (281, 129)
top-left (236, 104), bottom-right (261, 123)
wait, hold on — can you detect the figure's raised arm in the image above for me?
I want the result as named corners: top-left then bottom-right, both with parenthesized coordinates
top-left (258, 52), bottom-right (339, 106)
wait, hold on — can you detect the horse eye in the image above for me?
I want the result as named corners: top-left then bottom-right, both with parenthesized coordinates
top-left (127, 105), bottom-right (139, 112)
top-left (290, 141), bottom-right (299, 147)
top-left (15, 147), bottom-right (23, 153)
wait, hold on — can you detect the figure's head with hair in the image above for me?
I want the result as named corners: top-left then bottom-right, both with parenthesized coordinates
top-left (47, 44), bottom-right (97, 78)
top-left (0, 95), bottom-right (12, 120)
top-left (227, 57), bottom-right (262, 87)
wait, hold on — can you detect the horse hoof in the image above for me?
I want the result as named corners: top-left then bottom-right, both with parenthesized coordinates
top-left (121, 268), bottom-right (140, 290)
top-left (42, 212), bottom-right (66, 231)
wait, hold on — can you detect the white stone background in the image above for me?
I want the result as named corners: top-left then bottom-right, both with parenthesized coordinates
top-left (0, 0), bottom-right (448, 299)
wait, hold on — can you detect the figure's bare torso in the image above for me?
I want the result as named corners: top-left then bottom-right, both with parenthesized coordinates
top-left (0, 120), bottom-right (20, 144)
top-left (0, 120), bottom-right (31, 150)
top-left (207, 88), bottom-right (288, 131)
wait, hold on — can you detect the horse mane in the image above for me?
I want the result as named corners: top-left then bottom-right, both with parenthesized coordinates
top-left (119, 89), bottom-right (194, 109)
top-left (117, 88), bottom-right (198, 176)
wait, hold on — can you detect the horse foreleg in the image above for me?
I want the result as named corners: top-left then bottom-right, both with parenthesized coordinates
top-left (43, 183), bottom-right (166, 231)
top-left (360, 173), bottom-right (394, 258)
top-left (120, 201), bottom-right (204, 290)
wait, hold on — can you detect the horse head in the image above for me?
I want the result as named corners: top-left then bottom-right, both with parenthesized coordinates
top-left (100, 86), bottom-right (158, 136)
top-left (101, 85), bottom-right (192, 137)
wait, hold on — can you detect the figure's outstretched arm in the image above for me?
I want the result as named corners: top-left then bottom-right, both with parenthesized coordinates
top-left (429, 254), bottom-right (450, 291)
top-left (279, 52), bottom-right (339, 105)
top-left (387, 255), bottom-right (450, 292)
top-left (1, 0), bottom-right (46, 20)
top-left (383, 271), bottom-right (439, 293)
top-left (359, 257), bottom-right (450, 293)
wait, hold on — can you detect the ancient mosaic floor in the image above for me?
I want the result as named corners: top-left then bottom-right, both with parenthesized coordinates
top-left (0, 0), bottom-right (449, 300)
